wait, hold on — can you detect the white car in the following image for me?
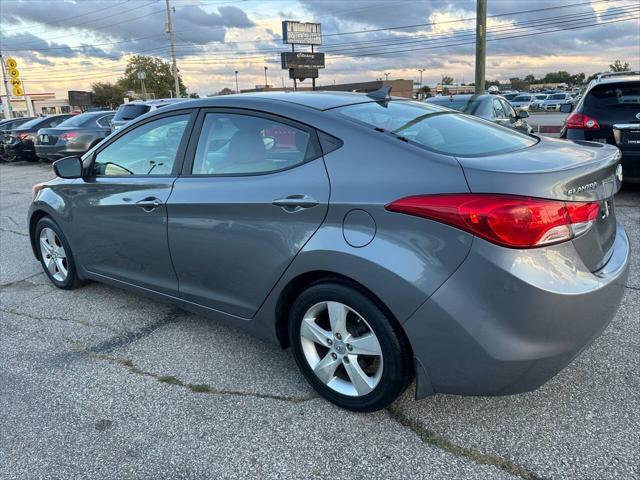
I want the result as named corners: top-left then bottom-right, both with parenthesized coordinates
top-left (542, 93), bottom-right (573, 111)
top-left (530, 94), bottom-right (549, 110)
top-left (510, 94), bottom-right (535, 111)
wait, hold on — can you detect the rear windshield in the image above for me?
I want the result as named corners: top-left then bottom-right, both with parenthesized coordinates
top-left (114, 104), bottom-right (150, 121)
top-left (513, 95), bottom-right (532, 101)
top-left (338, 101), bottom-right (536, 157)
top-left (57, 114), bottom-right (96, 127)
top-left (585, 82), bottom-right (640, 109)
top-left (12, 117), bottom-right (46, 129)
top-left (548, 94), bottom-right (566, 100)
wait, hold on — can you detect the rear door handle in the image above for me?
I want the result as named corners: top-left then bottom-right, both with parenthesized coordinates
top-left (136, 197), bottom-right (163, 211)
top-left (272, 195), bottom-right (319, 212)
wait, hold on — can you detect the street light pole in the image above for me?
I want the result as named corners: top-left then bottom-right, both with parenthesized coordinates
top-left (474, 0), bottom-right (487, 94)
top-left (418, 68), bottom-right (425, 88)
top-left (264, 66), bottom-right (268, 89)
top-left (384, 72), bottom-right (390, 81)
top-left (165, 0), bottom-right (181, 98)
top-left (234, 70), bottom-right (239, 93)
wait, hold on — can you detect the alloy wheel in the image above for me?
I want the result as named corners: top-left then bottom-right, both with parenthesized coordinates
top-left (39, 227), bottom-right (68, 282)
top-left (300, 301), bottom-right (383, 397)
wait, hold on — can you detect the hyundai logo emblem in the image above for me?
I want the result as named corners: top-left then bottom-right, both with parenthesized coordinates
top-left (636, 112), bottom-right (640, 120)
top-left (616, 164), bottom-right (623, 182)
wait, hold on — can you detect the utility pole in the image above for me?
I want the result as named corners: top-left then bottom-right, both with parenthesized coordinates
top-left (474, 0), bottom-right (487, 94)
top-left (264, 66), bottom-right (268, 89)
top-left (234, 70), bottom-right (239, 93)
top-left (0, 52), bottom-right (12, 119)
top-left (165, 0), bottom-right (180, 98)
top-left (138, 71), bottom-right (147, 100)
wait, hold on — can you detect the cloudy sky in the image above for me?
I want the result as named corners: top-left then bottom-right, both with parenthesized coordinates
top-left (1, 0), bottom-right (639, 97)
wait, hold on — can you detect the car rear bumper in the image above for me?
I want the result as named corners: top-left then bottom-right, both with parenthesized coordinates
top-left (405, 223), bottom-right (630, 399)
top-left (35, 144), bottom-right (89, 162)
top-left (620, 151), bottom-right (640, 182)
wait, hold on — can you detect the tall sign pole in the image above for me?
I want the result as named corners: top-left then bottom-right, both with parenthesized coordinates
top-left (474, 0), bottom-right (487, 94)
top-left (0, 53), bottom-right (13, 119)
top-left (165, 0), bottom-right (180, 98)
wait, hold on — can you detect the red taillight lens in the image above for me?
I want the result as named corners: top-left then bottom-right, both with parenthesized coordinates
top-left (59, 131), bottom-right (79, 141)
top-left (18, 132), bottom-right (31, 140)
top-left (385, 194), bottom-right (601, 248)
top-left (565, 112), bottom-right (600, 130)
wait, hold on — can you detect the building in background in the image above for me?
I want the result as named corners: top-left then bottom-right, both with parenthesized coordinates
top-left (241, 79), bottom-right (414, 98)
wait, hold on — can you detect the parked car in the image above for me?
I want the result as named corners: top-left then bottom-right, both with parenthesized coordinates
top-left (560, 71), bottom-right (640, 182)
top-left (35, 111), bottom-right (115, 163)
top-left (0, 117), bottom-right (36, 161)
top-left (542, 92), bottom-right (573, 111)
top-left (425, 94), bottom-right (533, 134)
top-left (29, 91), bottom-right (628, 411)
top-left (530, 94), bottom-right (549, 111)
top-left (510, 94), bottom-right (535, 112)
top-left (111, 99), bottom-right (186, 131)
top-left (501, 92), bottom-right (520, 101)
top-left (3, 114), bottom-right (74, 162)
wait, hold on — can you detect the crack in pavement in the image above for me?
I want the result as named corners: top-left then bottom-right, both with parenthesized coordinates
top-left (625, 284), bottom-right (640, 292)
top-left (1, 215), bottom-right (21, 228)
top-left (74, 345), bottom-right (318, 404)
top-left (0, 226), bottom-right (28, 237)
top-left (0, 272), bottom-right (44, 288)
top-left (387, 407), bottom-right (546, 480)
top-left (0, 307), bottom-right (119, 333)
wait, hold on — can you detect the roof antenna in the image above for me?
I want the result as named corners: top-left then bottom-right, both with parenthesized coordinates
top-left (367, 85), bottom-right (392, 101)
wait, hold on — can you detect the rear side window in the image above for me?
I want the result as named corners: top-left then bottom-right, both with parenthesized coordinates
top-left (97, 114), bottom-right (114, 127)
top-left (114, 104), bottom-right (150, 121)
top-left (191, 113), bottom-right (318, 175)
top-left (585, 82), bottom-right (640, 109)
top-left (338, 101), bottom-right (536, 156)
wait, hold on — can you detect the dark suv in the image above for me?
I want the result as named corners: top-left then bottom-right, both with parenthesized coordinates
top-left (560, 71), bottom-right (640, 182)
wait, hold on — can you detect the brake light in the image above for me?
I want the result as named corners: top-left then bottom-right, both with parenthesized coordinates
top-left (565, 112), bottom-right (600, 130)
top-left (18, 132), bottom-right (31, 140)
top-left (385, 194), bottom-right (601, 248)
top-left (59, 131), bottom-right (79, 141)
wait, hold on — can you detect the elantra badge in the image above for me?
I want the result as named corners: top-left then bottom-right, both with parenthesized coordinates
top-left (567, 181), bottom-right (598, 196)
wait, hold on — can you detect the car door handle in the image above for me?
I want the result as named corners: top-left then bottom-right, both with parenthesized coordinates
top-left (272, 195), bottom-right (319, 212)
top-left (136, 197), bottom-right (163, 211)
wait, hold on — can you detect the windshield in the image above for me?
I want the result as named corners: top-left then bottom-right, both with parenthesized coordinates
top-left (113, 104), bottom-right (150, 121)
top-left (549, 94), bottom-right (566, 100)
top-left (338, 101), bottom-right (536, 157)
top-left (585, 82), bottom-right (640, 109)
top-left (513, 95), bottom-right (532, 102)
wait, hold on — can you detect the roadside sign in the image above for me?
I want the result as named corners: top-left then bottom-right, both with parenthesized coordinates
top-left (5, 58), bottom-right (18, 69)
top-left (8, 68), bottom-right (20, 78)
top-left (12, 85), bottom-right (24, 96)
top-left (289, 67), bottom-right (319, 80)
top-left (281, 52), bottom-right (325, 69)
top-left (282, 21), bottom-right (322, 45)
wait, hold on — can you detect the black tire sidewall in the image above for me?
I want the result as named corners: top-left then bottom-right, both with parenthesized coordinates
top-left (289, 283), bottom-right (410, 412)
top-left (35, 217), bottom-right (79, 289)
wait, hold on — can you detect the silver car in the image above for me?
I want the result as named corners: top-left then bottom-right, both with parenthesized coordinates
top-left (509, 94), bottom-right (535, 111)
top-left (29, 91), bottom-right (629, 412)
top-left (543, 92), bottom-right (573, 111)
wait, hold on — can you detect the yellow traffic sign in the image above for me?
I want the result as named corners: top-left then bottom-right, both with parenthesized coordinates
top-left (8, 68), bottom-right (20, 78)
top-left (5, 58), bottom-right (18, 69)
top-left (11, 78), bottom-right (21, 87)
top-left (12, 85), bottom-right (24, 96)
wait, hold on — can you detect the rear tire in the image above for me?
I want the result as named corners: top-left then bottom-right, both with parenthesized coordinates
top-left (35, 217), bottom-right (83, 290)
top-left (289, 282), bottom-right (412, 412)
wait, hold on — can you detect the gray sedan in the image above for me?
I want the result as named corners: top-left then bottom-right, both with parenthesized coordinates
top-left (28, 91), bottom-right (629, 411)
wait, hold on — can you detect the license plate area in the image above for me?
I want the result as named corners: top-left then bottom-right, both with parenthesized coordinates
top-left (621, 129), bottom-right (640, 145)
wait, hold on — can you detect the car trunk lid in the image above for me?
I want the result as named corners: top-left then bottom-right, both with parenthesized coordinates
top-left (456, 136), bottom-right (622, 271)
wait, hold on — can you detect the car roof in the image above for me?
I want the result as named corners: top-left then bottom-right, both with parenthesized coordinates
top-left (426, 94), bottom-right (494, 102)
top-left (160, 91), bottom-right (411, 112)
top-left (586, 73), bottom-right (640, 92)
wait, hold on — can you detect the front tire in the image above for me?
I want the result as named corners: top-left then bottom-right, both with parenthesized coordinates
top-left (289, 282), bottom-right (413, 412)
top-left (35, 217), bottom-right (83, 290)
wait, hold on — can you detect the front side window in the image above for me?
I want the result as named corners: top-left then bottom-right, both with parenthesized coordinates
top-left (492, 99), bottom-right (507, 118)
top-left (338, 101), bottom-right (537, 157)
top-left (500, 99), bottom-right (517, 118)
top-left (191, 112), bottom-right (316, 175)
top-left (92, 114), bottom-right (189, 176)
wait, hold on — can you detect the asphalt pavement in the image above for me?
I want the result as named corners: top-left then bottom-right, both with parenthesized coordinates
top-left (1, 161), bottom-right (638, 480)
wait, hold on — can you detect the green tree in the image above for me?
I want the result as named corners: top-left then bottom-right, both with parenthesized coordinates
top-left (91, 81), bottom-right (126, 109)
top-left (542, 71), bottom-right (572, 83)
top-left (188, 92), bottom-right (200, 98)
top-left (609, 59), bottom-right (630, 72)
top-left (509, 77), bottom-right (529, 91)
top-left (524, 74), bottom-right (536, 83)
top-left (441, 75), bottom-right (454, 85)
top-left (120, 56), bottom-right (187, 99)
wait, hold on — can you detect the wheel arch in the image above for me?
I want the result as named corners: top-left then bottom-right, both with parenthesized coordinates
top-left (28, 209), bottom-right (50, 260)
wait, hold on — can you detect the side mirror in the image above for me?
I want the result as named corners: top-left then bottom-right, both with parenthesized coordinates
top-left (518, 110), bottom-right (529, 119)
top-left (560, 103), bottom-right (573, 113)
top-left (53, 156), bottom-right (83, 179)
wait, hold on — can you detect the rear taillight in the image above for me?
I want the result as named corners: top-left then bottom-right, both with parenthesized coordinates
top-left (59, 131), bottom-right (79, 141)
top-left (18, 132), bottom-right (31, 140)
top-left (385, 194), bottom-right (601, 249)
top-left (565, 112), bottom-right (600, 130)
